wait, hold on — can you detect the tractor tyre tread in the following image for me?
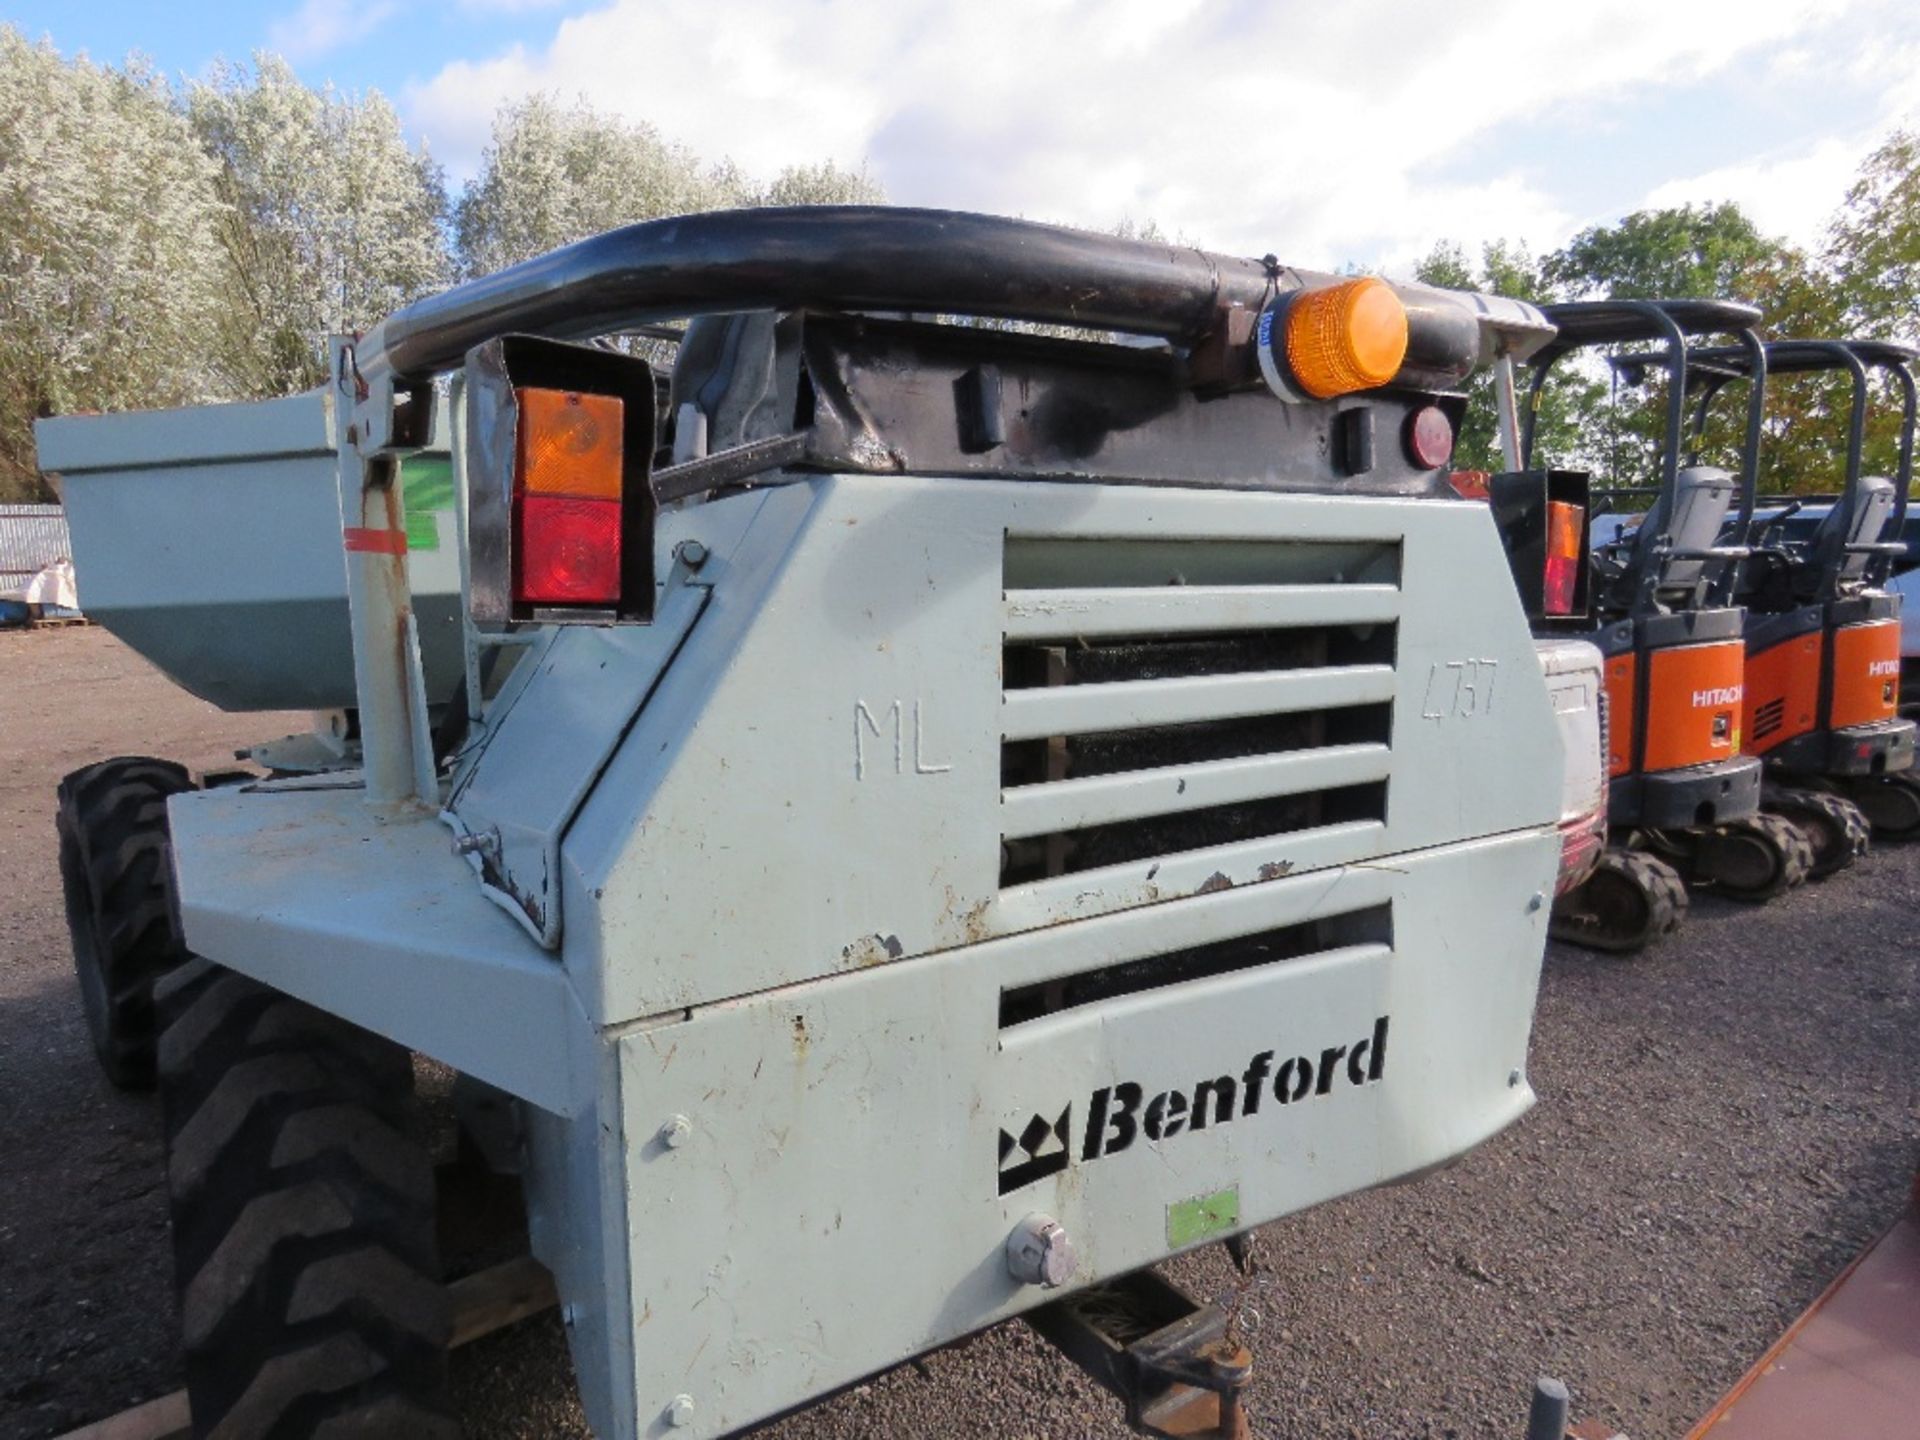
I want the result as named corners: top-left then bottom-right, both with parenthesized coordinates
top-left (158, 963), bottom-right (454, 1440)
top-left (55, 755), bottom-right (196, 1088)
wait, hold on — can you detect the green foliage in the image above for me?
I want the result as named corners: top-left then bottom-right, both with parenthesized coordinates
top-left (1829, 129), bottom-right (1920, 344)
top-left (0, 28), bottom-right (223, 500)
top-left (1544, 202), bottom-right (1774, 300)
top-left (189, 56), bottom-right (449, 395)
top-left (0, 42), bottom-right (891, 502)
top-left (1520, 203), bottom-right (1856, 498)
top-left (454, 95), bottom-right (886, 281)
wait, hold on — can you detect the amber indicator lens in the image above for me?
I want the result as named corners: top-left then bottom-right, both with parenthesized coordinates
top-left (514, 387), bottom-right (624, 500)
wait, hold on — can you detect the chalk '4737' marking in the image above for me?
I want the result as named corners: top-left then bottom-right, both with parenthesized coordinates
top-left (1422, 659), bottom-right (1498, 720)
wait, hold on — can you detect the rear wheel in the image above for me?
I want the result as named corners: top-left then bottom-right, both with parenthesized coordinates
top-left (56, 756), bottom-right (196, 1087)
top-left (1846, 771), bottom-right (1920, 841)
top-left (1764, 787), bottom-right (1869, 879)
top-left (1549, 848), bottom-right (1688, 954)
top-left (1692, 813), bottom-right (1814, 902)
top-left (156, 958), bottom-right (457, 1439)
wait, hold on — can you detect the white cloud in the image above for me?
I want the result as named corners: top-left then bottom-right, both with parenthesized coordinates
top-left (267, 0), bottom-right (396, 62)
top-left (404, 0), bottom-right (1907, 271)
top-left (1638, 23), bottom-right (1920, 254)
top-left (1641, 136), bottom-right (1872, 252)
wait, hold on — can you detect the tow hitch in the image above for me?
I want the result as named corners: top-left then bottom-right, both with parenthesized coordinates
top-left (1026, 1269), bottom-right (1253, 1440)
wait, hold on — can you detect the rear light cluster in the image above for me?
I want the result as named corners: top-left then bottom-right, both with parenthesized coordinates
top-left (1543, 500), bottom-right (1584, 617)
top-left (512, 387), bottom-right (624, 608)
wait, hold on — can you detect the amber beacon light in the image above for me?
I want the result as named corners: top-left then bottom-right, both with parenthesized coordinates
top-left (1257, 276), bottom-right (1410, 401)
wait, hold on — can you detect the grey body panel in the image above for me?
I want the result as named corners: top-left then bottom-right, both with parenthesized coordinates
top-left (168, 471), bottom-right (1570, 1440)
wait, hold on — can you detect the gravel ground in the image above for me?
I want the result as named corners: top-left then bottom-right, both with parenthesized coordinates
top-left (2, 625), bottom-right (1915, 1440)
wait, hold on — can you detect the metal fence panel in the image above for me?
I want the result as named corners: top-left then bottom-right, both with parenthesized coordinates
top-left (0, 504), bottom-right (70, 589)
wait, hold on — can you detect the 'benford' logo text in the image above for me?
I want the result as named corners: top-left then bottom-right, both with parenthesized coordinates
top-left (997, 1015), bottom-right (1390, 1195)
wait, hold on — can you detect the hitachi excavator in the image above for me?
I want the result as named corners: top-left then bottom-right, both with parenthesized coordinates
top-left (1686, 338), bottom-right (1920, 864)
top-left (1524, 300), bottom-right (1809, 953)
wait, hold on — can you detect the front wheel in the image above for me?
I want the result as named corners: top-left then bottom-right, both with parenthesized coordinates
top-left (55, 756), bottom-right (196, 1087)
top-left (156, 958), bottom-right (458, 1439)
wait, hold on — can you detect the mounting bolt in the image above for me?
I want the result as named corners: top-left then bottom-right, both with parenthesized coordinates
top-left (1527, 890), bottom-right (1546, 912)
top-left (678, 539), bottom-right (709, 571)
top-left (451, 828), bottom-right (498, 859)
top-left (666, 1394), bottom-right (697, 1428)
top-left (1509, 1068), bottom-right (1523, 1088)
top-left (659, 1115), bottom-right (693, 1149)
top-left (1005, 1214), bottom-right (1077, 1288)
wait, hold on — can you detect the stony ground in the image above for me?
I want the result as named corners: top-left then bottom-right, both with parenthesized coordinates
top-left (2, 626), bottom-right (1914, 1440)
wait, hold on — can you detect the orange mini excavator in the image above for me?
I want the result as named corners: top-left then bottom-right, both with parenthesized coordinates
top-left (1524, 300), bottom-right (1809, 953)
top-left (1687, 338), bottom-right (1920, 867)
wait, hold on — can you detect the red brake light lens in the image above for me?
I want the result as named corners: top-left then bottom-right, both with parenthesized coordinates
top-left (516, 494), bottom-right (622, 606)
top-left (1543, 500), bottom-right (1584, 615)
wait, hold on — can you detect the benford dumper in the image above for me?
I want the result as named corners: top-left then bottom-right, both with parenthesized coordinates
top-left (39, 208), bottom-right (1601, 1440)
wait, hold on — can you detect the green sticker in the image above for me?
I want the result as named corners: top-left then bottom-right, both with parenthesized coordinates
top-left (1167, 1186), bottom-right (1240, 1248)
top-left (400, 456), bottom-right (454, 553)
top-left (403, 510), bottom-right (441, 552)
top-left (403, 456), bottom-right (456, 512)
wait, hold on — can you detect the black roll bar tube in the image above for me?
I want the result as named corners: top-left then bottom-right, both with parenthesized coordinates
top-left (352, 206), bottom-right (1483, 389)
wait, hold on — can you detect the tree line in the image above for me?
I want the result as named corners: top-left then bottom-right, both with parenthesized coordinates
top-left (3, 25), bottom-right (1917, 505)
top-left (1415, 133), bottom-right (1920, 498)
top-left (0, 31), bottom-right (880, 500)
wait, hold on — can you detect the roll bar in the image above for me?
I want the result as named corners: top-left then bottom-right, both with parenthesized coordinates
top-left (1687, 340), bottom-right (1918, 558)
top-left (353, 206), bottom-right (1503, 389)
top-left (1527, 299), bottom-right (1766, 606)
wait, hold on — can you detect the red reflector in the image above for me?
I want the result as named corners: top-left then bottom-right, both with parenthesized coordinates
top-left (1544, 499), bottom-right (1585, 615)
top-left (1447, 469), bottom-right (1490, 501)
top-left (516, 494), bottom-right (621, 606)
top-left (1406, 405), bottom-right (1454, 470)
top-left (1556, 817), bottom-right (1606, 895)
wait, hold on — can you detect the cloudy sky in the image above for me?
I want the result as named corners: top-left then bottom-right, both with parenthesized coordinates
top-left (12, 0), bottom-right (1919, 274)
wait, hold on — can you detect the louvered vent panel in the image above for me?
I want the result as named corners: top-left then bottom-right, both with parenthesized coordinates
top-left (1000, 536), bottom-right (1400, 896)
